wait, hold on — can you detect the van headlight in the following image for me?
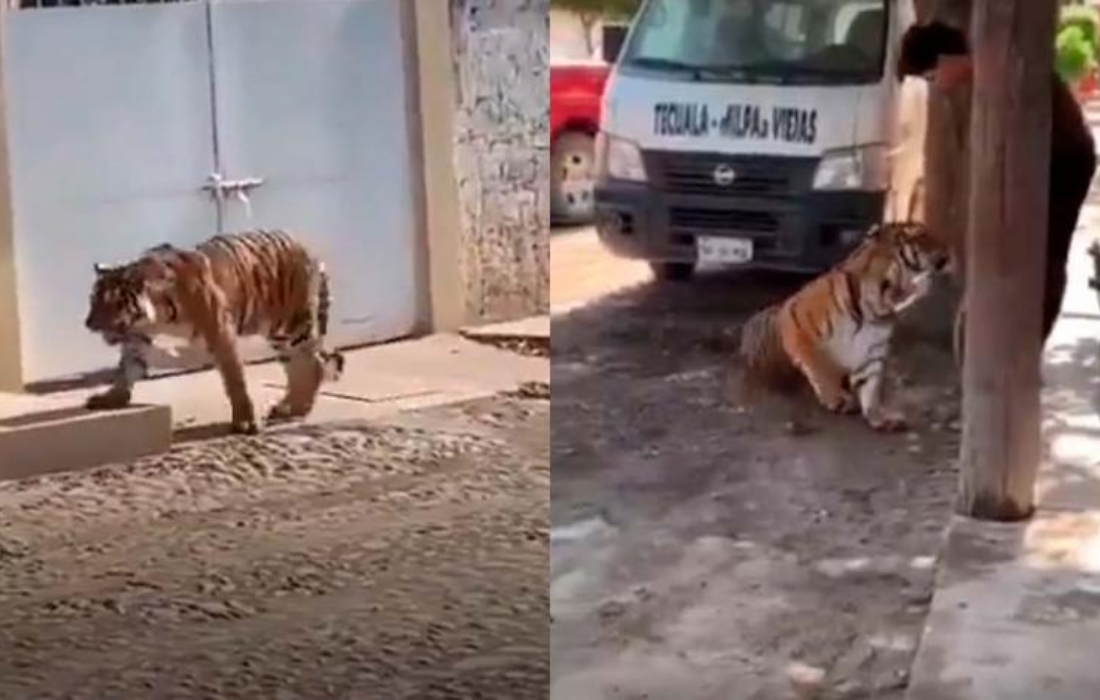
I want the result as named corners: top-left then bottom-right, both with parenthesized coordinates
top-left (812, 144), bottom-right (889, 191)
top-left (596, 132), bottom-right (648, 183)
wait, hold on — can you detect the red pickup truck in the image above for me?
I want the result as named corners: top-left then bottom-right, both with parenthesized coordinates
top-left (550, 58), bottom-right (611, 226)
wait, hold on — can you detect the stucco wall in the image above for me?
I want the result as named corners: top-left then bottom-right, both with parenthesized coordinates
top-left (449, 0), bottom-right (549, 322)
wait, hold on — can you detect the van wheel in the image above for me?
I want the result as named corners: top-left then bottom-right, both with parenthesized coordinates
top-left (650, 262), bottom-right (695, 282)
top-left (551, 131), bottom-right (596, 225)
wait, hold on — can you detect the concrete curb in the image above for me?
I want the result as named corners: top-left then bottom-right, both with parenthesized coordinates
top-left (906, 512), bottom-right (1100, 700)
top-left (459, 314), bottom-right (550, 340)
top-left (0, 399), bottom-right (171, 480)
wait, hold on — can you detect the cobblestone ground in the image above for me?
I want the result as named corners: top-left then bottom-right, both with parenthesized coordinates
top-left (0, 393), bottom-right (549, 700)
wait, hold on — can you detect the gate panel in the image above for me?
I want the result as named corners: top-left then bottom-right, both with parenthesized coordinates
top-left (208, 0), bottom-right (420, 351)
top-left (4, 4), bottom-right (217, 383)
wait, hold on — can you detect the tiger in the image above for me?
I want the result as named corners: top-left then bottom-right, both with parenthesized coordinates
top-left (738, 221), bottom-right (951, 431)
top-left (83, 229), bottom-right (345, 435)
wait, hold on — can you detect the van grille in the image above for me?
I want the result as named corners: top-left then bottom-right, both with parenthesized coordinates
top-left (644, 151), bottom-right (817, 198)
top-left (668, 207), bottom-right (779, 233)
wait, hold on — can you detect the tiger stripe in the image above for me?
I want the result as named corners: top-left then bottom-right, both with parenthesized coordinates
top-left (84, 228), bottom-right (344, 434)
top-left (738, 221), bottom-right (950, 431)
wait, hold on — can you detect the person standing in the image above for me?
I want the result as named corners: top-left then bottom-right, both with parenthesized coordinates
top-left (897, 20), bottom-right (1097, 345)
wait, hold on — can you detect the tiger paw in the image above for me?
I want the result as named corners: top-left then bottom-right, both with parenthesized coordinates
top-left (824, 391), bottom-right (859, 415)
top-left (230, 418), bottom-right (260, 435)
top-left (266, 401), bottom-right (311, 424)
top-left (85, 390), bottom-right (132, 411)
top-left (230, 404), bottom-right (260, 435)
top-left (866, 410), bottom-right (908, 432)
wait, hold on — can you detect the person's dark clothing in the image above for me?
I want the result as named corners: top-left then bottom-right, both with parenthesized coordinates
top-left (898, 21), bottom-right (1097, 345)
top-left (1045, 71), bottom-right (1096, 341)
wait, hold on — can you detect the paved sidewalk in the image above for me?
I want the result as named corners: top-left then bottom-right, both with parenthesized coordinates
top-left (906, 198), bottom-right (1100, 699)
top-left (7, 332), bottom-right (548, 439)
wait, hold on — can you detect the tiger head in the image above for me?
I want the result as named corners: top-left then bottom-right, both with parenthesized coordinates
top-left (85, 261), bottom-right (161, 345)
top-left (869, 220), bottom-right (952, 275)
top-left (860, 221), bottom-right (951, 317)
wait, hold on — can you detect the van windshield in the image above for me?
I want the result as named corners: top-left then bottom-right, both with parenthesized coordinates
top-left (620, 0), bottom-right (889, 85)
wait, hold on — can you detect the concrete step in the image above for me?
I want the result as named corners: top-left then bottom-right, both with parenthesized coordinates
top-left (0, 392), bottom-right (171, 481)
top-left (906, 514), bottom-right (1100, 700)
top-left (461, 314), bottom-right (550, 341)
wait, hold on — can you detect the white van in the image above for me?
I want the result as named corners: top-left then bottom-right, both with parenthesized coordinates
top-left (593, 0), bottom-right (927, 280)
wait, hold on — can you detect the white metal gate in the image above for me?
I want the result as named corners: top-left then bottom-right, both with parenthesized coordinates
top-left (3, 0), bottom-right (420, 385)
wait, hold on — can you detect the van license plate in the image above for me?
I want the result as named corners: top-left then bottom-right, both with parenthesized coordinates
top-left (697, 236), bottom-right (753, 264)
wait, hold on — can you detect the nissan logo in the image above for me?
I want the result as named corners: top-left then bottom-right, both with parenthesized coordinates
top-left (713, 163), bottom-right (737, 187)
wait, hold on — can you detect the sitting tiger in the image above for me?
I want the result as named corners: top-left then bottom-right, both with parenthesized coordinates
top-left (83, 229), bottom-right (345, 434)
top-left (738, 221), bottom-right (950, 431)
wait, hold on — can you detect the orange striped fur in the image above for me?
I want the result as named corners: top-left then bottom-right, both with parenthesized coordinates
top-left (738, 222), bottom-right (950, 430)
top-left (84, 229), bottom-right (343, 434)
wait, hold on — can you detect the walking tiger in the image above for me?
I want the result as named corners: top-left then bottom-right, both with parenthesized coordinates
top-left (84, 229), bottom-right (345, 434)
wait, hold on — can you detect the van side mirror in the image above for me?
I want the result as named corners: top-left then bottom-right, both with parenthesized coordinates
top-left (602, 24), bottom-right (627, 64)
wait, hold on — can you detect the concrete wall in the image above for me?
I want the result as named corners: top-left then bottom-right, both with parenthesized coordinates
top-left (0, 9), bottom-right (24, 390)
top-left (449, 0), bottom-right (550, 322)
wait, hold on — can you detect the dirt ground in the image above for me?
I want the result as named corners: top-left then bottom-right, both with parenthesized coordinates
top-left (550, 229), bottom-right (961, 700)
top-left (0, 392), bottom-right (549, 699)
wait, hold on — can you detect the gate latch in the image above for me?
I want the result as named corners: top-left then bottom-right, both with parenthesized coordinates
top-left (202, 173), bottom-right (265, 219)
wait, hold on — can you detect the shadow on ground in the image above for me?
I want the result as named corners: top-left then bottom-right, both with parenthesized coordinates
top-left (550, 268), bottom-right (964, 699)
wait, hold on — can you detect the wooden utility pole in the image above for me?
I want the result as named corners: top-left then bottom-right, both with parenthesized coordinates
top-left (958, 0), bottom-right (1056, 520)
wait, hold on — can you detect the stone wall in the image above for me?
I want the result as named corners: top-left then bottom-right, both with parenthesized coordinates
top-left (449, 0), bottom-right (550, 322)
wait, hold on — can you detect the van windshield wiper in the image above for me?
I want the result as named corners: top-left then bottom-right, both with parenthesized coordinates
top-left (628, 57), bottom-right (794, 84)
top-left (722, 60), bottom-right (873, 83)
top-left (706, 61), bottom-right (796, 78)
top-left (697, 64), bottom-right (792, 84)
top-left (625, 56), bottom-right (712, 79)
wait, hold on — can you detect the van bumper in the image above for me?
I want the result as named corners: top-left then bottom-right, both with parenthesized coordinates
top-left (593, 180), bottom-right (886, 274)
